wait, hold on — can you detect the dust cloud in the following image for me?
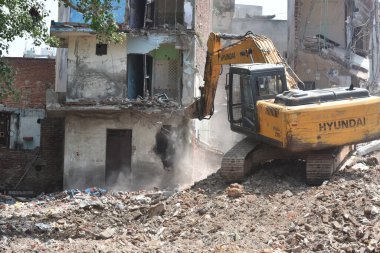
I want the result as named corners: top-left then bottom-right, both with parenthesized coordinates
top-left (107, 71), bottom-right (242, 192)
top-left (108, 71), bottom-right (242, 191)
top-left (108, 121), bottom-right (228, 192)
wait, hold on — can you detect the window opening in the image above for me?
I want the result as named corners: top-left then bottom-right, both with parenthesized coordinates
top-left (0, 112), bottom-right (10, 148)
top-left (96, 44), bottom-right (107, 56)
top-left (155, 0), bottom-right (184, 28)
top-left (256, 74), bottom-right (283, 96)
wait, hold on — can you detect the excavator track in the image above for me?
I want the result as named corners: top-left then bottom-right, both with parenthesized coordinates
top-left (306, 145), bottom-right (354, 185)
top-left (219, 138), bottom-right (354, 185)
top-left (220, 138), bottom-right (259, 182)
top-left (220, 138), bottom-right (296, 182)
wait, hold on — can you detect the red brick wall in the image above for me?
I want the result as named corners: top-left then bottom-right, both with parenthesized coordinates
top-left (1, 58), bottom-right (55, 109)
top-left (0, 118), bottom-right (64, 194)
top-left (0, 57), bottom-right (63, 195)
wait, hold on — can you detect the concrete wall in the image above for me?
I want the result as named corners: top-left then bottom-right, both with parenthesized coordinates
top-left (231, 19), bottom-right (288, 56)
top-left (63, 110), bottom-right (187, 190)
top-left (67, 36), bottom-right (127, 100)
top-left (66, 34), bottom-right (196, 104)
top-left (234, 4), bottom-right (261, 18)
top-left (298, 0), bottom-right (346, 48)
top-left (212, 0), bottom-right (234, 33)
top-left (295, 51), bottom-right (352, 89)
top-left (7, 109), bottom-right (45, 150)
top-left (288, 0), bottom-right (357, 88)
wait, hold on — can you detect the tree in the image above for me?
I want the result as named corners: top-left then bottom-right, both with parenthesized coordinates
top-left (0, 0), bottom-right (122, 100)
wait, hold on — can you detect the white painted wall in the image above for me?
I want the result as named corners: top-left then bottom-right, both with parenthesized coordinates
top-left (67, 35), bottom-right (127, 100)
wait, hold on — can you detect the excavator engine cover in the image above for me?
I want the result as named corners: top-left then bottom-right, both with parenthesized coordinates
top-left (275, 88), bottom-right (370, 106)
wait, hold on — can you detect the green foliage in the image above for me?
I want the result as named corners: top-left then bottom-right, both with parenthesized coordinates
top-left (0, 0), bottom-right (123, 100)
top-left (0, 0), bottom-right (51, 100)
top-left (0, 58), bottom-right (15, 100)
top-left (61, 0), bottom-right (125, 43)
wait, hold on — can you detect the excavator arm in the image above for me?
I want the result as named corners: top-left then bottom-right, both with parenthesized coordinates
top-left (185, 32), bottom-right (299, 120)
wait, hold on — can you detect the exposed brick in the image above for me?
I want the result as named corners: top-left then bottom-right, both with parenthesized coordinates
top-left (0, 118), bottom-right (64, 194)
top-left (0, 58), bottom-right (64, 195)
top-left (1, 57), bottom-right (55, 109)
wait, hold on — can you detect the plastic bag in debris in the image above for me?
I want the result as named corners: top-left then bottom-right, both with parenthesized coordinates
top-left (84, 187), bottom-right (107, 196)
top-left (65, 189), bottom-right (81, 198)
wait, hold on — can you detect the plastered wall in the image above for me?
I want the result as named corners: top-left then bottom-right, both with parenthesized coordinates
top-left (63, 110), bottom-right (185, 189)
top-left (67, 36), bottom-right (127, 100)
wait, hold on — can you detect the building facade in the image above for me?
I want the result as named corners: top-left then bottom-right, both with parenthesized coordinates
top-left (288, 0), bottom-right (375, 89)
top-left (49, 0), bottom-right (213, 190)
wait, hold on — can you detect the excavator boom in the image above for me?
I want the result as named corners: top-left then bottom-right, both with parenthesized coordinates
top-left (185, 32), bottom-right (299, 120)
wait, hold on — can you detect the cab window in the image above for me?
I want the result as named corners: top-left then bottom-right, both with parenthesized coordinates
top-left (256, 75), bottom-right (283, 96)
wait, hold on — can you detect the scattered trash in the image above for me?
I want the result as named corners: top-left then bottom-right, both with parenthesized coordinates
top-left (0, 195), bottom-right (16, 205)
top-left (84, 187), bottom-right (107, 196)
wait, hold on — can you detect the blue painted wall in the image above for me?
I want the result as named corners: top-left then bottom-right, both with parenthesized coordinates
top-left (69, 0), bottom-right (126, 24)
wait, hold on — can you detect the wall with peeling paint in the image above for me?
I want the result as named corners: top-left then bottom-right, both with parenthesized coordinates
top-left (126, 35), bottom-right (176, 54)
top-left (67, 36), bottom-right (127, 100)
top-left (63, 110), bottom-right (186, 189)
top-left (296, 51), bottom-right (352, 89)
top-left (298, 0), bottom-right (346, 48)
top-left (5, 109), bottom-right (45, 150)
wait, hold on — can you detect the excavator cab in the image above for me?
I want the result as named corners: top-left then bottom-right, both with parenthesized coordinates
top-left (227, 64), bottom-right (287, 135)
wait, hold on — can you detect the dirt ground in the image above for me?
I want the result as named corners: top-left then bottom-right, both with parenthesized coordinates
top-left (1, 150), bottom-right (380, 253)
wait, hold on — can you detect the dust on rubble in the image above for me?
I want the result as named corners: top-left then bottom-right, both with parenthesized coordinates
top-left (1, 153), bottom-right (380, 252)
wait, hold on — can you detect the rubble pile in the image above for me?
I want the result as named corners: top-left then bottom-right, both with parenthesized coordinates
top-left (63, 93), bottom-right (180, 110)
top-left (1, 153), bottom-right (380, 252)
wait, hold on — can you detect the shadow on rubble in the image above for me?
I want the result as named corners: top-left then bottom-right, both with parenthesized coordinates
top-left (0, 204), bottom-right (115, 242)
top-left (192, 156), bottom-right (378, 197)
top-left (192, 159), bottom-right (309, 196)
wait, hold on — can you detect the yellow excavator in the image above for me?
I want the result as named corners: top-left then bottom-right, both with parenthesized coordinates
top-left (185, 32), bottom-right (380, 185)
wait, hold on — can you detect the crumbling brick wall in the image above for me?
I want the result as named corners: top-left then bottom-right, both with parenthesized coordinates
top-left (290, 0), bottom-right (302, 71)
top-left (1, 58), bottom-right (55, 109)
top-left (195, 0), bottom-right (213, 80)
top-left (0, 118), bottom-right (64, 194)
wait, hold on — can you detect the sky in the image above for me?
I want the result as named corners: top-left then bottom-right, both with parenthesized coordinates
top-left (4, 0), bottom-right (58, 57)
top-left (5, 0), bottom-right (287, 57)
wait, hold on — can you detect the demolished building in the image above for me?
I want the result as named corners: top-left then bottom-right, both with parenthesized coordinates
top-left (49, 0), bottom-right (213, 190)
top-left (287, 0), bottom-right (377, 90)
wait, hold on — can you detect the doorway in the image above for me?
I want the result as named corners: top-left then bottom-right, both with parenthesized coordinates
top-left (105, 129), bottom-right (132, 187)
top-left (0, 112), bottom-right (10, 148)
top-left (127, 54), bottom-right (153, 99)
